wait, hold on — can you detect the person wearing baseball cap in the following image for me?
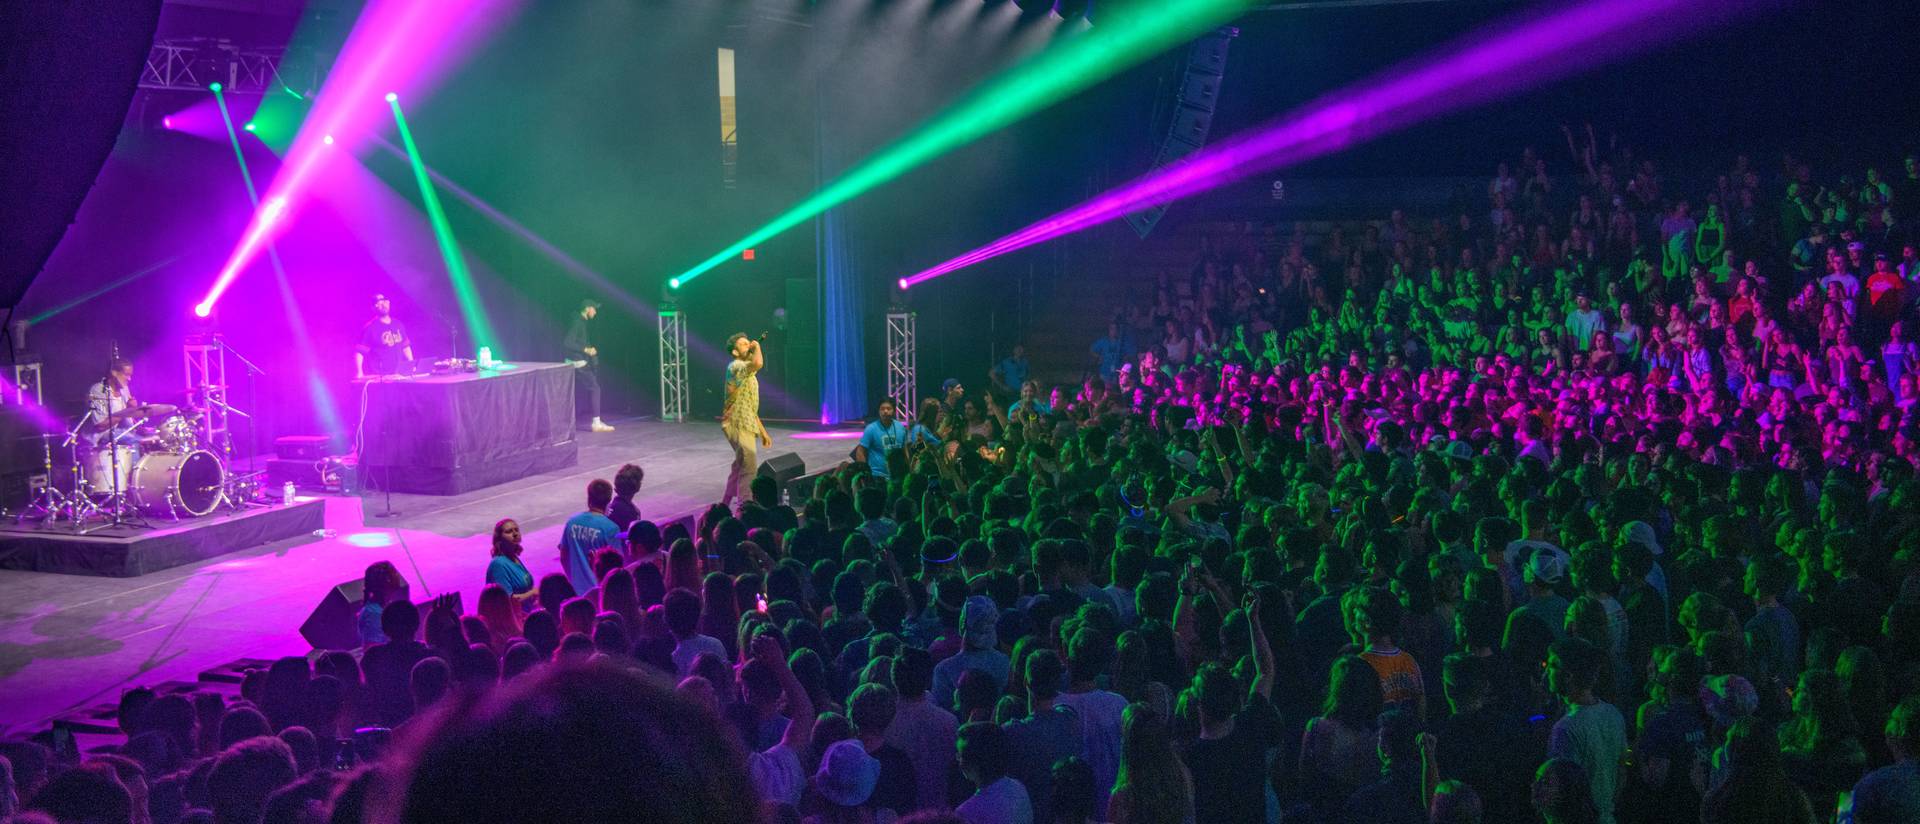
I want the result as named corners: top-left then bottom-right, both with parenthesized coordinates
top-left (1505, 547), bottom-right (1573, 674)
top-left (930, 596), bottom-right (1010, 711)
top-left (565, 298), bottom-right (613, 432)
top-left (940, 378), bottom-right (966, 420)
top-left (356, 292), bottom-right (414, 378)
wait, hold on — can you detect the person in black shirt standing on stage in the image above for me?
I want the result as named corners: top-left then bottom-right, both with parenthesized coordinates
top-left (566, 298), bottom-right (613, 432)
top-left (356, 293), bottom-right (415, 378)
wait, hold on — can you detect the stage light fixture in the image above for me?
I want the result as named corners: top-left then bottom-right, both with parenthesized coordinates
top-left (323, 134), bottom-right (334, 145)
top-left (244, 122), bottom-right (257, 132)
top-left (209, 82), bottom-right (222, 92)
top-left (385, 91), bottom-right (398, 102)
top-left (162, 116), bottom-right (173, 129)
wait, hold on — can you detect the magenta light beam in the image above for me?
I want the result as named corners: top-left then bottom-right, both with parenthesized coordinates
top-left (900, 0), bottom-right (1780, 288)
top-left (193, 0), bottom-right (520, 316)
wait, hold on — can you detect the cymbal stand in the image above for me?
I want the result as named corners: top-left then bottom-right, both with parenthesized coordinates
top-left (79, 418), bottom-right (153, 534)
top-left (17, 428), bottom-right (77, 524)
top-left (59, 410), bottom-right (105, 526)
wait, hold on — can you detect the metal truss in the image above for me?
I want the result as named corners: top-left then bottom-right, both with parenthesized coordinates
top-left (658, 307), bottom-right (689, 422)
top-left (183, 337), bottom-right (232, 459)
top-left (142, 43), bottom-right (204, 91)
top-left (139, 38), bottom-right (315, 94)
top-left (886, 311), bottom-right (917, 421)
top-left (6, 361), bottom-right (42, 407)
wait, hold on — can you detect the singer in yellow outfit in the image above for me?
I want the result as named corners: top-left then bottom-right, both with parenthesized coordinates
top-left (720, 333), bottom-right (771, 506)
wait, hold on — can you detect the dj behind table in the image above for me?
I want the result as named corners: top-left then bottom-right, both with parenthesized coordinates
top-left (355, 360), bottom-right (578, 495)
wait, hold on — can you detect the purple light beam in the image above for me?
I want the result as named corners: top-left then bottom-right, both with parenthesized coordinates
top-left (195, 0), bottom-right (522, 317)
top-left (900, 0), bottom-right (1781, 288)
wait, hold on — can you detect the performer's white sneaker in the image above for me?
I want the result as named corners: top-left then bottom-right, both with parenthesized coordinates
top-left (591, 418), bottom-right (615, 433)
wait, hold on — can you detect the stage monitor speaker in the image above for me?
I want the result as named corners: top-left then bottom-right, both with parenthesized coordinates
top-left (300, 579), bottom-right (365, 651)
top-left (275, 436), bottom-right (331, 460)
top-left (788, 468), bottom-right (834, 505)
top-left (758, 452), bottom-right (806, 497)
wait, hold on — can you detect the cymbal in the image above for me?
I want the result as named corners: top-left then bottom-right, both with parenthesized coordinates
top-left (125, 403), bottom-right (178, 417)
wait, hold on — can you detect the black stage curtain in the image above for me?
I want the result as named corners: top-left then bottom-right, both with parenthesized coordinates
top-left (0, 0), bottom-right (163, 309)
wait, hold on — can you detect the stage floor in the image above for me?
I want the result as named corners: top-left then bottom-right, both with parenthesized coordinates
top-left (0, 418), bottom-right (857, 735)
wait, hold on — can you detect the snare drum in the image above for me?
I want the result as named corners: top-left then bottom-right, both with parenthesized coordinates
top-left (129, 450), bottom-right (225, 518)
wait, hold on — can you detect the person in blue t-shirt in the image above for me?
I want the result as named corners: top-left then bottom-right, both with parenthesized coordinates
top-left (991, 344), bottom-right (1030, 399)
top-left (559, 479), bottom-right (620, 594)
top-left (1090, 322), bottom-right (1132, 383)
top-left (855, 399), bottom-right (909, 479)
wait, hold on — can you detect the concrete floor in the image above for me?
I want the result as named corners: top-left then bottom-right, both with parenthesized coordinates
top-left (0, 419), bottom-right (857, 735)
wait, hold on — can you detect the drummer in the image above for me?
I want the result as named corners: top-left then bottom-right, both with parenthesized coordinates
top-left (86, 359), bottom-right (142, 442)
top-left (85, 358), bottom-right (144, 492)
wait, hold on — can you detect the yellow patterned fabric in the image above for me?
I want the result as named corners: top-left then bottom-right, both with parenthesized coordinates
top-left (722, 359), bottom-right (760, 435)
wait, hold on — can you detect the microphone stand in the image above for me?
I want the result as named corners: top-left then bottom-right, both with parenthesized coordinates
top-left (375, 409), bottom-right (399, 519)
top-left (222, 340), bottom-right (266, 476)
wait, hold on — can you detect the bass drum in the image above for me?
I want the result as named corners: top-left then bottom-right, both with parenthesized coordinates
top-left (130, 450), bottom-right (225, 518)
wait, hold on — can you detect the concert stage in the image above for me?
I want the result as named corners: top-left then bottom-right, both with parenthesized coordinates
top-left (0, 419), bottom-right (854, 735)
top-left (0, 500), bottom-right (326, 578)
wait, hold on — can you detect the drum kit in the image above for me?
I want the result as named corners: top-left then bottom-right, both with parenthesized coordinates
top-left (15, 401), bottom-right (263, 532)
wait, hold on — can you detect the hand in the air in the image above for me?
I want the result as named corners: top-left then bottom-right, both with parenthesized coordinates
top-left (750, 632), bottom-right (786, 667)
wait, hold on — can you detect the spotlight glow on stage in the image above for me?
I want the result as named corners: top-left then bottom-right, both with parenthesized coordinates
top-left (899, 0), bottom-right (1778, 288)
top-left (385, 91), bottom-right (398, 102)
top-left (667, 0), bottom-right (1254, 289)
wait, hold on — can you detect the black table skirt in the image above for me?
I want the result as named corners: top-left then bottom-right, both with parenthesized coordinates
top-left (360, 362), bottom-right (578, 495)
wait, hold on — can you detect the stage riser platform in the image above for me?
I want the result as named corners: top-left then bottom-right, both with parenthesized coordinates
top-left (0, 499), bottom-right (325, 577)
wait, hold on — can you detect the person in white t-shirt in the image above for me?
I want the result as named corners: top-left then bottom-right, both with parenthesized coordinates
top-left (1057, 628), bottom-right (1128, 818)
top-left (743, 634), bottom-right (815, 808)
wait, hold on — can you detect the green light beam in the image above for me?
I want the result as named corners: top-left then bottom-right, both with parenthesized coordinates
top-left (212, 86), bottom-right (260, 203)
top-left (670, 0), bottom-right (1254, 288)
top-left (388, 94), bottom-right (498, 352)
top-left (28, 257), bottom-right (180, 324)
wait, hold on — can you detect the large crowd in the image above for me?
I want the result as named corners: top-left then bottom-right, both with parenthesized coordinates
top-left (7, 132), bottom-right (1920, 824)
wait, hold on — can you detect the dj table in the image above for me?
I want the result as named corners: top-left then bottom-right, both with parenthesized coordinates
top-left (359, 362), bottom-right (578, 495)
